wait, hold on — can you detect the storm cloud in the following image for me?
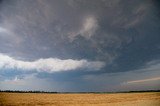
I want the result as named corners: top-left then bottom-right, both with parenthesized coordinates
top-left (0, 0), bottom-right (160, 92)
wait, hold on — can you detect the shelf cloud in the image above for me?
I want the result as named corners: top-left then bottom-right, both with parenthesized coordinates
top-left (0, 53), bottom-right (105, 72)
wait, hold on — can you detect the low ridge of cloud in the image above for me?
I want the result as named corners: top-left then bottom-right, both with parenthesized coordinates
top-left (125, 77), bottom-right (160, 84)
top-left (0, 53), bottom-right (105, 72)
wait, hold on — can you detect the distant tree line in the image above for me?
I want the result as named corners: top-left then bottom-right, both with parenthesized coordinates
top-left (0, 90), bottom-right (159, 94)
top-left (0, 90), bottom-right (58, 93)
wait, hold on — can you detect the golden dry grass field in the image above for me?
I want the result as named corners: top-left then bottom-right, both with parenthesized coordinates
top-left (0, 92), bottom-right (160, 106)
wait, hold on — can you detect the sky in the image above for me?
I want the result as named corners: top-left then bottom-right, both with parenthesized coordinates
top-left (0, 0), bottom-right (160, 92)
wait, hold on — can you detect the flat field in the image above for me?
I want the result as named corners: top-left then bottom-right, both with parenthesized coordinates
top-left (0, 92), bottom-right (160, 106)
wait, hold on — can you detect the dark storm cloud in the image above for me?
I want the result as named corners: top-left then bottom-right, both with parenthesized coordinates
top-left (0, 0), bottom-right (153, 62)
top-left (0, 0), bottom-right (160, 91)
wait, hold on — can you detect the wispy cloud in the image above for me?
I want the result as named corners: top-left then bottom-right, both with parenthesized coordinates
top-left (80, 16), bottom-right (99, 39)
top-left (0, 53), bottom-right (105, 72)
top-left (69, 16), bottom-right (99, 41)
top-left (0, 26), bottom-right (23, 45)
top-left (0, 27), bottom-right (8, 33)
top-left (125, 77), bottom-right (160, 84)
